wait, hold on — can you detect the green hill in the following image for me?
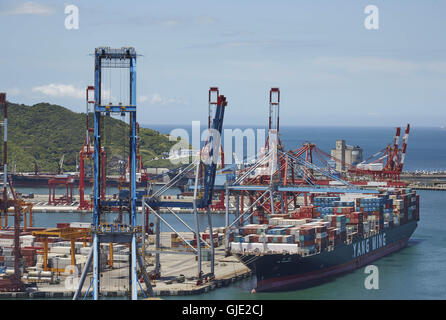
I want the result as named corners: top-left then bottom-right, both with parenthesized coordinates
top-left (2, 102), bottom-right (178, 173)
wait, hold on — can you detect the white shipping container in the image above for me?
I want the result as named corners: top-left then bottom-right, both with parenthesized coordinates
top-left (266, 243), bottom-right (299, 254)
top-left (230, 242), bottom-right (266, 253)
top-left (79, 247), bottom-right (92, 255)
top-left (73, 242), bottom-right (88, 249)
top-left (279, 219), bottom-right (307, 227)
top-left (112, 254), bottom-right (130, 262)
top-left (70, 222), bottom-right (91, 229)
top-left (0, 239), bottom-right (14, 246)
top-left (287, 227), bottom-right (301, 236)
top-left (20, 235), bottom-right (36, 241)
top-left (269, 218), bottom-right (283, 225)
top-left (50, 247), bottom-right (71, 255)
top-left (230, 242), bottom-right (300, 254)
top-left (366, 181), bottom-right (388, 187)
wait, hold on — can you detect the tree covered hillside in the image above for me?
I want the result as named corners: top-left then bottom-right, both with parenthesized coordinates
top-left (2, 102), bottom-right (178, 173)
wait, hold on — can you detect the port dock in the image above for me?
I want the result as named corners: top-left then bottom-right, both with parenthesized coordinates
top-left (0, 240), bottom-right (251, 299)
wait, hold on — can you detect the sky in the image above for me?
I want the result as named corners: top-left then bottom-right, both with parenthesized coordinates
top-left (0, 0), bottom-right (445, 127)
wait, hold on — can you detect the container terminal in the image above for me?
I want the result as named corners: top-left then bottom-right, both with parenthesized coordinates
top-left (0, 47), bottom-right (425, 299)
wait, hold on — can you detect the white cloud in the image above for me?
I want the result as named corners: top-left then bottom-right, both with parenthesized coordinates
top-left (161, 19), bottom-right (181, 27)
top-left (32, 84), bottom-right (84, 99)
top-left (194, 16), bottom-right (217, 25)
top-left (138, 95), bottom-right (149, 103)
top-left (151, 94), bottom-right (163, 104)
top-left (0, 2), bottom-right (55, 15)
top-left (150, 93), bottom-right (187, 105)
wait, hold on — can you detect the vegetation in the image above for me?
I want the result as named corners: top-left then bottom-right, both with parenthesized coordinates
top-left (2, 102), bottom-right (178, 173)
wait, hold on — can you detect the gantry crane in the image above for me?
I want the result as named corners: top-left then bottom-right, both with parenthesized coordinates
top-left (32, 227), bottom-right (90, 273)
top-left (348, 124), bottom-right (410, 180)
top-left (286, 124), bottom-right (411, 184)
top-left (74, 47), bottom-right (155, 301)
top-left (207, 87), bottom-right (226, 211)
top-left (140, 89), bottom-right (227, 283)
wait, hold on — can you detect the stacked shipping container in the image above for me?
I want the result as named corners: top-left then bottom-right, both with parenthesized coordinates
top-left (231, 188), bottom-right (419, 256)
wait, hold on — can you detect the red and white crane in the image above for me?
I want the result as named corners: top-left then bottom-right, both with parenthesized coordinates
top-left (78, 86), bottom-right (106, 210)
top-left (349, 124), bottom-right (410, 181)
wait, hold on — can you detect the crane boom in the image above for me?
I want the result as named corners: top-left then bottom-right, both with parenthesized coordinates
top-left (201, 95), bottom-right (227, 208)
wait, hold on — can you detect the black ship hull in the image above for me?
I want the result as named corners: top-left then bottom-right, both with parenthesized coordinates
top-left (10, 174), bottom-right (147, 188)
top-left (235, 220), bottom-right (418, 292)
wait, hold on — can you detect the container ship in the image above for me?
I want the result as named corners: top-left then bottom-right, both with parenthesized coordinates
top-left (230, 188), bottom-right (419, 292)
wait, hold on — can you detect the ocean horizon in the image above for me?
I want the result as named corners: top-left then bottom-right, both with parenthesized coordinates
top-left (143, 124), bottom-right (446, 172)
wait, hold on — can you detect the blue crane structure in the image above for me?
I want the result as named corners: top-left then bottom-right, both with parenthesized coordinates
top-left (141, 91), bottom-right (227, 282)
top-left (201, 95), bottom-right (227, 208)
top-left (96, 47), bottom-right (138, 300)
top-left (73, 47), bottom-right (152, 300)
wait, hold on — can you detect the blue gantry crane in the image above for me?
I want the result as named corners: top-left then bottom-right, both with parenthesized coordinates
top-left (140, 90), bottom-right (228, 282)
top-left (200, 95), bottom-right (227, 208)
top-left (73, 47), bottom-right (150, 300)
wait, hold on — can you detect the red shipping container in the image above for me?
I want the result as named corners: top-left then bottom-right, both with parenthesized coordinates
top-left (291, 212), bottom-right (312, 219)
top-left (302, 240), bottom-right (315, 246)
top-left (202, 233), bottom-right (218, 240)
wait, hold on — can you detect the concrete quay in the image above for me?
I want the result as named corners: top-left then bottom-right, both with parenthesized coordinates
top-left (0, 245), bottom-right (252, 299)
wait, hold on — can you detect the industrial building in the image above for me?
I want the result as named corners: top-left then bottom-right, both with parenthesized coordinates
top-left (330, 140), bottom-right (363, 172)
